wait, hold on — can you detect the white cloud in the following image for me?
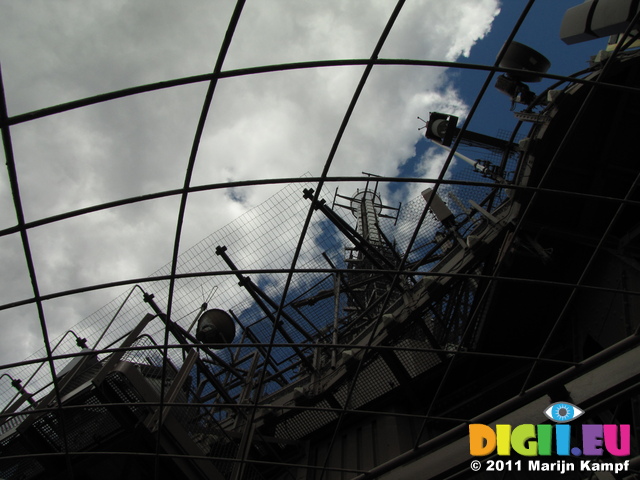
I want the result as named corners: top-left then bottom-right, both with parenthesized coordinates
top-left (0, 0), bottom-right (500, 379)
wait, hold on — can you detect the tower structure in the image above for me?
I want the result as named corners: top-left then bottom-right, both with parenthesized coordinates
top-left (2, 3), bottom-right (640, 480)
top-left (336, 185), bottom-right (403, 321)
top-left (350, 189), bottom-right (386, 248)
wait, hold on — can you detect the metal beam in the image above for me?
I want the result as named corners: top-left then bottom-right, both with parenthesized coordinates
top-left (353, 332), bottom-right (640, 480)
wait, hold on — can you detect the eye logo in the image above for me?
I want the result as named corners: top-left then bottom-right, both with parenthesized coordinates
top-left (470, 402), bottom-right (631, 457)
top-left (544, 402), bottom-right (584, 423)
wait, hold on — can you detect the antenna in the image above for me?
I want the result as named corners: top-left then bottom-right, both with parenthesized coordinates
top-left (433, 140), bottom-right (506, 183)
top-left (421, 111), bottom-right (518, 154)
top-left (4, 4), bottom-right (640, 479)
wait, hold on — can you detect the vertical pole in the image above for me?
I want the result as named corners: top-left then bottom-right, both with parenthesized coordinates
top-left (332, 272), bottom-right (341, 368)
top-left (231, 422), bottom-right (256, 480)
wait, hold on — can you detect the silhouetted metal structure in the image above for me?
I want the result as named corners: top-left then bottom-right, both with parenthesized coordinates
top-left (2, 2), bottom-right (640, 479)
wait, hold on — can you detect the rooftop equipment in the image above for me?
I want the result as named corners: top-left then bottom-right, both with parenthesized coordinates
top-left (196, 309), bottom-right (236, 345)
top-left (494, 41), bottom-right (551, 106)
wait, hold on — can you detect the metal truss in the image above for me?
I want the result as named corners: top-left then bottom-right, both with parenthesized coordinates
top-left (2, 1), bottom-right (640, 479)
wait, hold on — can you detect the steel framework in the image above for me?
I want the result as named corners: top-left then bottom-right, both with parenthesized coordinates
top-left (2, 1), bottom-right (640, 479)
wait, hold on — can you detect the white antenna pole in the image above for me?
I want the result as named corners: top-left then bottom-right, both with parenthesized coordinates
top-left (433, 140), bottom-right (505, 183)
top-left (434, 141), bottom-right (487, 173)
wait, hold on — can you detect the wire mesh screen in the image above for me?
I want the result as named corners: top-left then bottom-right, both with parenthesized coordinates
top-left (2, 2), bottom-right (640, 480)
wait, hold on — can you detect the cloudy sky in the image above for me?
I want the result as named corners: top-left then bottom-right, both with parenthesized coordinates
top-left (0, 1), bottom-right (608, 384)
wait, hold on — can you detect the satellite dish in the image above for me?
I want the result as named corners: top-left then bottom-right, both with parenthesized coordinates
top-left (196, 309), bottom-right (236, 345)
top-left (424, 112), bottom-right (459, 146)
top-left (498, 41), bottom-right (551, 83)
